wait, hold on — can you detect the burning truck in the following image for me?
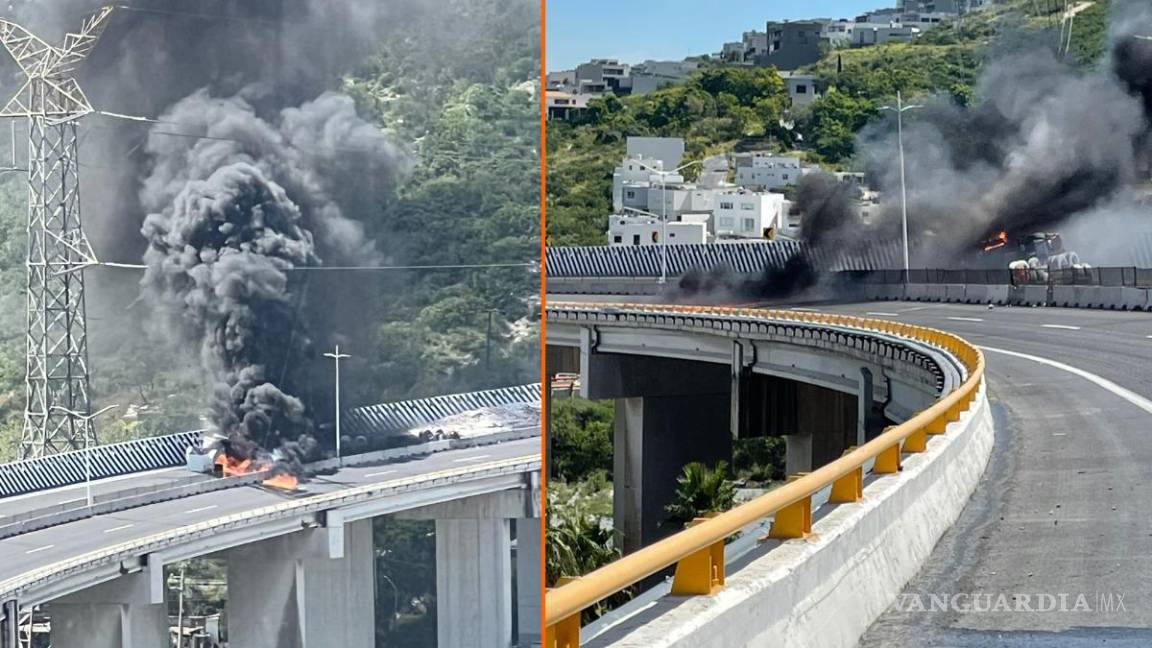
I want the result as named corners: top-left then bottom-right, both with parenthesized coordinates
top-left (979, 231), bottom-right (1091, 284)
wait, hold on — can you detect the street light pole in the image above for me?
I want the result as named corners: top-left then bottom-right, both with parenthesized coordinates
top-left (49, 404), bottom-right (118, 508)
top-left (880, 91), bottom-right (923, 277)
top-left (632, 159), bottom-right (703, 284)
top-left (323, 346), bottom-right (351, 466)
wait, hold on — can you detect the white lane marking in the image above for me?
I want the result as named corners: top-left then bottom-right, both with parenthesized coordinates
top-left (948, 317), bottom-right (984, 322)
top-left (1042, 324), bottom-right (1081, 330)
top-left (981, 346), bottom-right (1152, 415)
top-left (867, 312), bottom-right (901, 317)
top-left (790, 307), bottom-right (820, 312)
top-left (452, 454), bottom-right (492, 463)
top-left (103, 523), bottom-right (134, 534)
top-left (1052, 432), bottom-right (1067, 436)
top-left (185, 505), bottom-right (218, 514)
top-left (25, 544), bottom-right (54, 554)
top-left (57, 497), bottom-right (86, 505)
top-left (365, 470), bottom-right (398, 478)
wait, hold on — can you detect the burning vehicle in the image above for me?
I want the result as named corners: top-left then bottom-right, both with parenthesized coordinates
top-left (980, 231), bottom-right (1091, 283)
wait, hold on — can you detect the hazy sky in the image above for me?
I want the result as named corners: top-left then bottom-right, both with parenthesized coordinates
top-left (547, 1), bottom-right (888, 70)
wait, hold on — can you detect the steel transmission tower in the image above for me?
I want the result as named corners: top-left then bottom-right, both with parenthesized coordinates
top-left (0, 7), bottom-right (114, 458)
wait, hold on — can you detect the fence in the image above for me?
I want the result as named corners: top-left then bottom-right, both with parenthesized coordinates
top-left (844, 267), bottom-right (1152, 288)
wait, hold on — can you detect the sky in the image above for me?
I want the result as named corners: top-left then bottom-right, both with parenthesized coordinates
top-left (547, 1), bottom-right (887, 70)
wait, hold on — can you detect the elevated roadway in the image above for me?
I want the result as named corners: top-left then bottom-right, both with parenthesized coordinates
top-left (800, 302), bottom-right (1152, 646)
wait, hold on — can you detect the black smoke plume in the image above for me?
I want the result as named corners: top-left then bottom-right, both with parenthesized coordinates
top-left (686, 0), bottom-right (1152, 301)
top-left (5, 1), bottom-right (416, 467)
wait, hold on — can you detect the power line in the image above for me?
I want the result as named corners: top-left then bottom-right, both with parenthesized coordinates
top-left (83, 261), bottom-right (534, 272)
top-left (111, 4), bottom-right (290, 26)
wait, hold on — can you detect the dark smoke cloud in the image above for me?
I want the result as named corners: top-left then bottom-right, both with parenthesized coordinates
top-left (681, 1), bottom-right (1152, 301)
top-left (2, 1), bottom-right (421, 466)
top-left (139, 87), bottom-right (410, 466)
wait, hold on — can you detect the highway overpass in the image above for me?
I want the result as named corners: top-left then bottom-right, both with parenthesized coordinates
top-left (0, 387), bottom-right (543, 648)
top-left (545, 297), bottom-right (1152, 647)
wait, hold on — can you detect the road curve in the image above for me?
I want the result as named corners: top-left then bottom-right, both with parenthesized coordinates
top-left (792, 302), bottom-right (1152, 647)
top-left (0, 436), bottom-right (539, 589)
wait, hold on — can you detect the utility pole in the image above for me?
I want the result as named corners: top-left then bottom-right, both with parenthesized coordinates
top-left (49, 404), bottom-right (118, 508)
top-left (880, 91), bottom-right (923, 277)
top-left (176, 564), bottom-right (186, 647)
top-left (324, 346), bottom-right (350, 466)
top-left (0, 7), bottom-right (115, 458)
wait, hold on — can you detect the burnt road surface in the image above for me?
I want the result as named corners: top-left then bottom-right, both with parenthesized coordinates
top-left (793, 302), bottom-right (1152, 647)
top-left (0, 436), bottom-right (539, 585)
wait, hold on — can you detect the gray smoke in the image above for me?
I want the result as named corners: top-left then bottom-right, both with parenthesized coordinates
top-left (139, 88), bottom-right (410, 465)
top-left (851, 0), bottom-right (1152, 267)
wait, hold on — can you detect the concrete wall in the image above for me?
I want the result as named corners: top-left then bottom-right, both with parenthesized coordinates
top-left (587, 386), bottom-right (994, 648)
top-left (865, 282), bottom-right (1151, 310)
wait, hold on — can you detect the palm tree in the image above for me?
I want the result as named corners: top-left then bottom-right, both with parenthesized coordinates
top-left (664, 461), bottom-right (737, 528)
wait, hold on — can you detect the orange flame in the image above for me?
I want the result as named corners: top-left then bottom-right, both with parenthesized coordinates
top-left (263, 473), bottom-right (300, 490)
top-left (983, 230), bottom-right (1009, 252)
top-left (215, 453), bottom-right (254, 477)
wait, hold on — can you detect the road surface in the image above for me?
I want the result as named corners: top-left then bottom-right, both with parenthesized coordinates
top-left (800, 302), bottom-right (1152, 647)
top-left (0, 436), bottom-right (539, 585)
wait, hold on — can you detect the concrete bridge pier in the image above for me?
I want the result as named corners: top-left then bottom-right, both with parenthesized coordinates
top-left (1, 601), bottom-right (19, 648)
top-left (46, 572), bottom-right (168, 648)
top-left (398, 488), bottom-right (539, 648)
top-left (516, 518), bottom-right (543, 647)
top-left (583, 354), bottom-right (733, 554)
top-left (225, 519), bottom-right (375, 648)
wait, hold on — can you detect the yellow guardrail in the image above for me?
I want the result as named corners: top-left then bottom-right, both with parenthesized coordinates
top-left (545, 303), bottom-right (985, 647)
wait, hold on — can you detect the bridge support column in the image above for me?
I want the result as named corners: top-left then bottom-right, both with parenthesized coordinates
top-left (2, 601), bottom-right (18, 648)
top-left (516, 518), bottom-right (542, 647)
top-left (435, 518), bottom-right (513, 648)
top-left (395, 489), bottom-right (535, 648)
top-left (47, 572), bottom-right (167, 648)
top-left (225, 519), bottom-right (375, 648)
top-left (614, 392), bottom-right (732, 553)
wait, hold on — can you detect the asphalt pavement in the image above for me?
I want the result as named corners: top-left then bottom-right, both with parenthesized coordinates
top-left (799, 302), bottom-right (1152, 647)
top-left (0, 436), bottom-right (539, 585)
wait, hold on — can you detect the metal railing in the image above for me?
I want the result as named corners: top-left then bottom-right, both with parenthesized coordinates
top-left (544, 304), bottom-right (984, 647)
top-left (846, 267), bottom-right (1152, 288)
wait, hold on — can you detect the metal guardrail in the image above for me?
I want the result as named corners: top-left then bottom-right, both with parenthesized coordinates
top-left (0, 384), bottom-right (542, 499)
top-left (343, 383), bottom-right (541, 437)
top-left (543, 303), bottom-right (984, 647)
top-left (546, 242), bottom-right (901, 278)
top-left (847, 267), bottom-right (1152, 288)
top-left (0, 431), bottom-right (201, 498)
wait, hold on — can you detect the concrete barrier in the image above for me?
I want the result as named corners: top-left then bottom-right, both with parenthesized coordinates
top-left (963, 285), bottom-right (987, 304)
top-left (944, 284), bottom-right (966, 303)
top-left (1050, 285), bottom-right (1077, 307)
top-left (588, 386), bottom-right (994, 648)
top-left (905, 284), bottom-right (929, 301)
top-left (925, 285), bottom-right (946, 302)
top-left (1022, 285), bottom-right (1049, 306)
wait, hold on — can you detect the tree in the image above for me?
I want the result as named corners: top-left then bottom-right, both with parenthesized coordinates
top-left (550, 397), bottom-right (614, 482)
top-left (664, 461), bottom-right (737, 528)
top-left (802, 90), bottom-right (879, 163)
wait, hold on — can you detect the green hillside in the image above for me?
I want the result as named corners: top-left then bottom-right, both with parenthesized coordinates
top-left (547, 0), bottom-right (1111, 247)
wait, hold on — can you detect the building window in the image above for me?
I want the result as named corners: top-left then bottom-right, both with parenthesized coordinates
top-left (613, 235), bottom-right (622, 243)
top-left (626, 190), bottom-right (635, 199)
top-left (795, 84), bottom-right (808, 94)
top-left (741, 203), bottom-right (755, 211)
top-left (783, 174), bottom-right (789, 180)
top-left (720, 201), bottom-right (734, 210)
top-left (632, 234), bottom-right (640, 246)
top-left (743, 218), bottom-right (756, 231)
top-left (719, 217), bottom-right (733, 227)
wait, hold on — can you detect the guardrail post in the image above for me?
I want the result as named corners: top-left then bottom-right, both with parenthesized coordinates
top-left (902, 426), bottom-right (927, 453)
top-left (671, 517), bottom-right (725, 595)
top-left (829, 449), bottom-right (863, 503)
top-left (768, 475), bottom-right (812, 539)
top-left (546, 577), bottom-right (581, 648)
top-left (874, 437), bottom-right (902, 474)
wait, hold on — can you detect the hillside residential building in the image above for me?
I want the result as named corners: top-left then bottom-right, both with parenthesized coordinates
top-left (757, 21), bottom-right (825, 70)
top-left (713, 189), bottom-right (787, 240)
top-left (608, 214), bottom-right (709, 246)
top-left (734, 153), bottom-right (812, 190)
top-left (780, 72), bottom-right (820, 107)
top-left (852, 24), bottom-right (921, 46)
top-left (546, 92), bottom-right (589, 120)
